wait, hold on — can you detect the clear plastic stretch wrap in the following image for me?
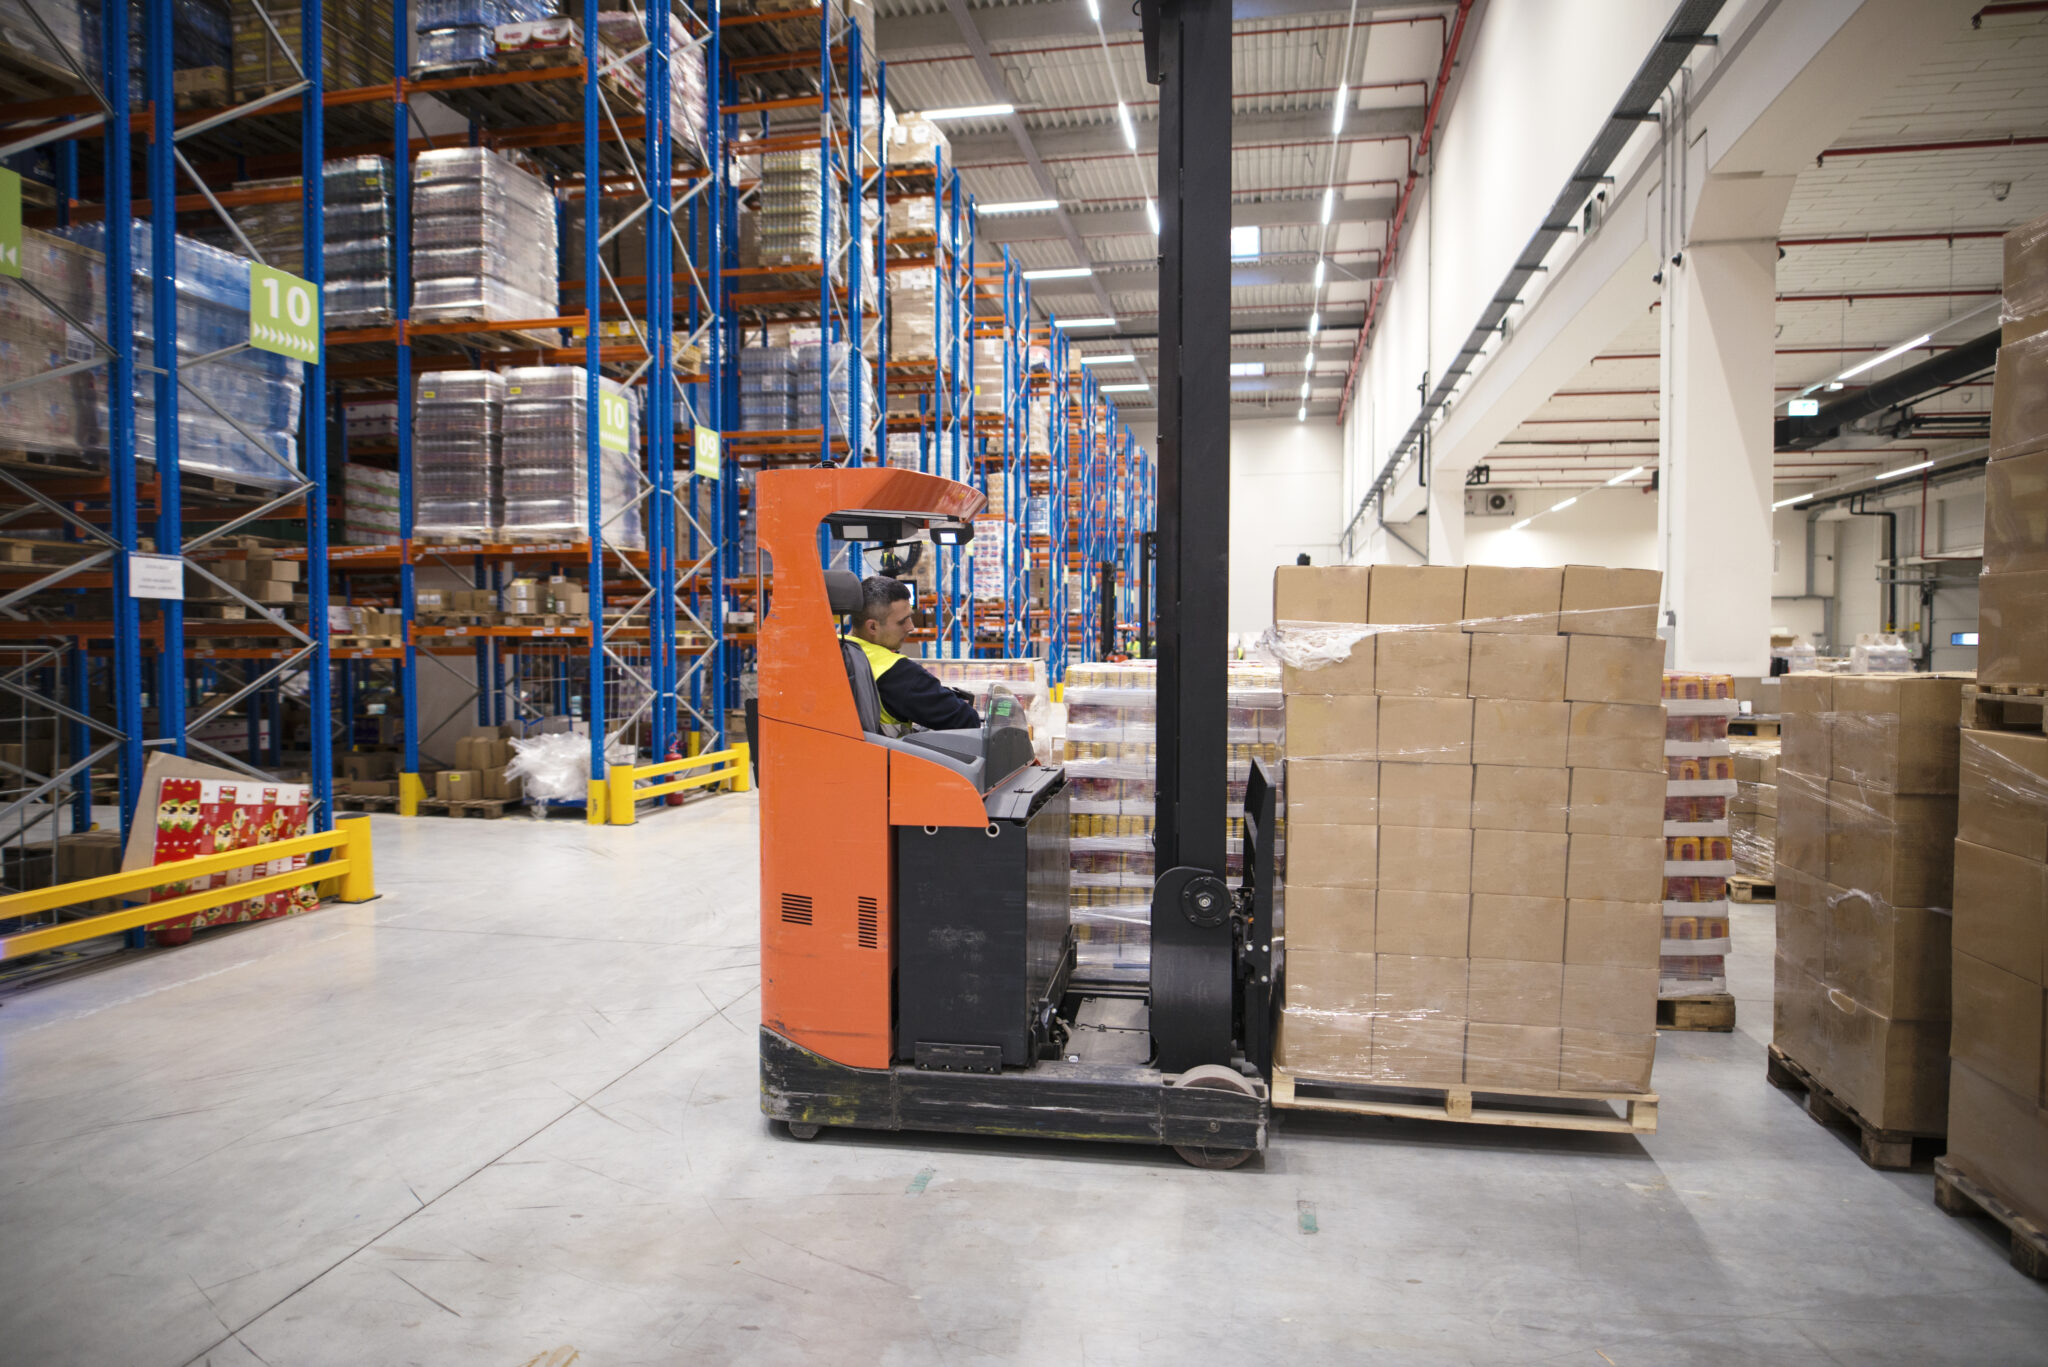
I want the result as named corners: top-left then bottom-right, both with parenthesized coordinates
top-left (410, 148), bottom-right (558, 324)
top-left (499, 366), bottom-right (645, 548)
top-left (1773, 672), bottom-right (1968, 1136)
top-left (231, 0), bottom-right (393, 93)
top-left (739, 345), bottom-right (794, 432)
top-left (0, 0), bottom-right (94, 80)
top-left (1267, 564), bottom-right (1666, 1094)
top-left (1061, 659), bottom-right (1284, 983)
top-left (755, 149), bottom-right (843, 271)
top-left (921, 659), bottom-right (1051, 758)
top-left (1731, 738), bottom-right (1779, 880)
top-left (342, 463), bottom-right (401, 545)
top-left (414, 369), bottom-right (504, 537)
top-left (887, 266), bottom-right (942, 364)
top-left (792, 341), bottom-right (873, 454)
top-left (591, 13), bottom-right (710, 163)
top-left (20, 221), bottom-right (306, 486)
top-left (1947, 723), bottom-right (2048, 1227)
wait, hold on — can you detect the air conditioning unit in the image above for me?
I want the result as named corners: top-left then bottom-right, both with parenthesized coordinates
top-left (1466, 489), bottom-right (1516, 517)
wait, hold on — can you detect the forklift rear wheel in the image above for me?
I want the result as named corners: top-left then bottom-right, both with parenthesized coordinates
top-left (1170, 1065), bottom-right (1259, 1170)
top-left (785, 1122), bottom-right (822, 1141)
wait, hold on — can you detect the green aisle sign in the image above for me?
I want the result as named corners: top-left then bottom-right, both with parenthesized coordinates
top-left (0, 168), bottom-right (21, 278)
top-left (694, 425), bottom-right (721, 480)
top-left (248, 262), bottom-right (320, 361)
top-left (598, 389), bottom-right (632, 455)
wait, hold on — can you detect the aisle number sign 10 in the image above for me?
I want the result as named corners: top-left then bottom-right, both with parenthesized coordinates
top-left (0, 168), bottom-right (21, 278)
top-left (249, 263), bottom-right (320, 361)
top-left (599, 390), bottom-right (631, 455)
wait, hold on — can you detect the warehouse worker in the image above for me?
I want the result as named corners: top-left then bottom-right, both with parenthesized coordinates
top-left (843, 575), bottom-right (982, 732)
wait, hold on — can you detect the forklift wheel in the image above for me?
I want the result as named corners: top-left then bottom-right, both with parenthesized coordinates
top-left (785, 1122), bottom-right (822, 1141)
top-left (1169, 1065), bottom-right (1260, 1170)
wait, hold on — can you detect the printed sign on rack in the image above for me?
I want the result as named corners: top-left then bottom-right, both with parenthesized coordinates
top-left (129, 553), bottom-right (184, 600)
top-left (248, 263), bottom-right (321, 361)
top-left (599, 389), bottom-right (632, 455)
top-left (694, 425), bottom-right (721, 480)
top-left (0, 168), bottom-right (20, 278)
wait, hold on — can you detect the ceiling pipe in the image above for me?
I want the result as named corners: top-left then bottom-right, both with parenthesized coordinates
top-left (1775, 329), bottom-right (2000, 449)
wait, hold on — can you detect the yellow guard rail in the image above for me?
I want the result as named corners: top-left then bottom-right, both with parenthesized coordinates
top-left (604, 743), bottom-right (751, 825)
top-left (0, 815), bottom-right (377, 960)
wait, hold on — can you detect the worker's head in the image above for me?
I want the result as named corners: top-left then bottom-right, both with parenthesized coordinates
top-left (851, 575), bottom-right (914, 651)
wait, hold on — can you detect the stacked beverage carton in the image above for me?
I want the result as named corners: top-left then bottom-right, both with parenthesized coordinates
top-left (411, 148), bottom-right (558, 324)
top-left (1061, 659), bottom-right (1284, 982)
top-left (0, 227), bottom-right (106, 462)
top-left (740, 345), bottom-right (794, 431)
top-left (412, 0), bottom-right (546, 72)
top-left (1944, 210), bottom-right (2048, 1228)
top-left (1774, 672), bottom-right (1965, 1137)
top-left (231, 0), bottom-right (391, 95)
top-left (1270, 563), bottom-right (1666, 1093)
top-left (499, 366), bottom-right (644, 549)
top-left (414, 370), bottom-right (503, 538)
top-left (792, 341), bottom-right (873, 455)
top-left (226, 158), bottom-right (397, 328)
top-left (1661, 673), bottom-right (1737, 1000)
top-left (756, 149), bottom-right (841, 270)
top-left (341, 464), bottom-right (402, 545)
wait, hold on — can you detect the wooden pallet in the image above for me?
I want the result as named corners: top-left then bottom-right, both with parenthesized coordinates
top-left (1935, 1157), bottom-right (2048, 1279)
top-left (417, 796), bottom-right (520, 819)
top-left (1963, 685), bottom-right (2047, 736)
top-left (1271, 1069), bottom-right (1658, 1135)
top-left (1728, 874), bottom-right (1775, 904)
top-left (335, 793), bottom-right (400, 810)
top-left (330, 635), bottom-right (401, 650)
top-left (1658, 993), bottom-right (1736, 1032)
top-left (1766, 1044), bottom-right (1943, 1169)
top-left (1727, 717), bottom-right (1781, 738)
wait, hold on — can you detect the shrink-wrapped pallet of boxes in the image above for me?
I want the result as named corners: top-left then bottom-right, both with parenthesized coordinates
top-left (1263, 564), bottom-right (1665, 1130)
top-left (1771, 672), bottom-right (1966, 1166)
top-left (1731, 737), bottom-right (1780, 884)
top-left (1662, 673), bottom-right (1737, 1018)
top-left (1934, 209), bottom-right (2048, 1268)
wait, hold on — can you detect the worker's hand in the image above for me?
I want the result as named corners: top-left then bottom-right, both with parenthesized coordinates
top-left (947, 687), bottom-right (976, 705)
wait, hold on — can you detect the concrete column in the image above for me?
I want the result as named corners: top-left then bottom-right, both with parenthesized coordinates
top-left (1657, 239), bottom-right (1777, 675)
top-left (1427, 475), bottom-right (1466, 565)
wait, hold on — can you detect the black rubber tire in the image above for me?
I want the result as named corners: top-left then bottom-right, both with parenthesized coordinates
top-left (785, 1121), bottom-right (822, 1140)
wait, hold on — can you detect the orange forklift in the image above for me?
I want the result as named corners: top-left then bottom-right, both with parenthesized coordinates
top-left (752, 0), bottom-right (1267, 1165)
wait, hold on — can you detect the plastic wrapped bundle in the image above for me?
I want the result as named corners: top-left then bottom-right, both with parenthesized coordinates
top-left (498, 366), bottom-right (645, 549)
top-left (415, 370), bottom-right (504, 537)
top-left (232, 0), bottom-right (394, 96)
top-left (885, 432), bottom-right (923, 471)
top-left (56, 220), bottom-right (304, 486)
top-left (0, 0), bottom-right (96, 84)
top-left (592, 13), bottom-right (709, 163)
top-left (792, 341), bottom-right (873, 454)
top-left (411, 148), bottom-right (559, 323)
top-left (342, 463), bottom-right (401, 545)
top-left (0, 227), bottom-right (106, 461)
top-left (739, 345), bottom-right (793, 432)
top-left (888, 265), bottom-right (940, 363)
top-left (756, 149), bottom-right (844, 272)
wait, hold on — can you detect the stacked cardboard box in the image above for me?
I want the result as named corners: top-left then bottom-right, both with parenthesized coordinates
top-left (230, 0), bottom-right (392, 97)
top-left (1662, 674), bottom-right (1736, 999)
top-left (191, 550), bottom-right (302, 607)
top-left (436, 729), bottom-right (525, 802)
top-left (1944, 210), bottom-right (2048, 1230)
top-left (1272, 563), bottom-right (1666, 1093)
top-left (1731, 737), bottom-right (1780, 879)
top-left (1774, 673), bottom-right (1965, 1134)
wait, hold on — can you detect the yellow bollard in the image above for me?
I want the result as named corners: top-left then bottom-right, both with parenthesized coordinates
top-left (335, 814), bottom-right (378, 902)
top-left (609, 762), bottom-right (638, 826)
top-left (398, 771), bottom-right (426, 817)
top-left (585, 776), bottom-right (609, 826)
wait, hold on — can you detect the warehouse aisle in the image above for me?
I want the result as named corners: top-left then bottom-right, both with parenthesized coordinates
top-left (2, 812), bottom-right (2044, 1367)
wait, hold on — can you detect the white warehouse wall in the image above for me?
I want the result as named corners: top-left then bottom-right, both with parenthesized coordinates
top-left (1231, 419), bottom-right (1344, 634)
top-left (1462, 485), bottom-right (1659, 570)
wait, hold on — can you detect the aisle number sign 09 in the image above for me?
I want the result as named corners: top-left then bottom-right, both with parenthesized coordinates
top-left (599, 390), bottom-right (631, 455)
top-left (248, 263), bottom-right (320, 361)
top-left (0, 168), bottom-right (21, 278)
top-left (694, 425), bottom-right (720, 479)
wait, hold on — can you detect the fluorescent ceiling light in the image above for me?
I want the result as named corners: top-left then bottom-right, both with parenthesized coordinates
top-left (979, 198), bottom-right (1059, 215)
top-left (1550, 496), bottom-right (1578, 513)
top-left (1145, 199), bottom-right (1161, 235)
top-left (1772, 493), bottom-right (1814, 509)
top-left (1313, 258), bottom-right (1325, 288)
top-left (1229, 224), bottom-right (1259, 260)
top-left (1875, 459), bottom-right (1934, 481)
top-left (1117, 101), bottom-right (1137, 150)
top-left (1320, 188), bottom-right (1334, 224)
top-left (1299, 381), bottom-right (1311, 399)
top-left (1084, 0), bottom-right (1098, 19)
top-left (1024, 266), bottom-right (1094, 280)
top-left (1302, 350), bottom-right (1315, 370)
top-left (1230, 362), bottom-right (1265, 377)
top-left (1331, 84), bottom-right (1347, 135)
top-left (1825, 381), bottom-right (1844, 391)
top-left (1054, 316), bottom-right (1116, 329)
top-left (1510, 518), bottom-right (1532, 531)
top-left (1308, 312), bottom-right (1320, 336)
top-left (1838, 333), bottom-right (1932, 382)
top-left (1297, 406), bottom-right (1307, 423)
top-left (1099, 383), bottom-right (1149, 393)
top-left (921, 104), bottom-right (1015, 120)
top-left (1079, 353), bottom-right (1137, 365)
top-left (1604, 465), bottom-right (1646, 487)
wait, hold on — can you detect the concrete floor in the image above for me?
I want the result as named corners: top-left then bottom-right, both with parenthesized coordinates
top-left (3, 799), bottom-right (2046, 1367)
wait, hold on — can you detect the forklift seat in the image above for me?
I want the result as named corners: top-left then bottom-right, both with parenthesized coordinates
top-left (824, 569), bottom-right (884, 735)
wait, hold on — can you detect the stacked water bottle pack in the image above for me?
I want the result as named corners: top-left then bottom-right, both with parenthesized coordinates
top-left (218, 158), bottom-right (396, 328)
top-left (792, 341), bottom-right (873, 456)
top-left (411, 148), bottom-right (559, 324)
top-left (739, 346), bottom-right (794, 432)
top-left (499, 366), bottom-right (645, 550)
top-left (413, 0), bottom-right (549, 71)
top-left (414, 370), bottom-right (503, 538)
top-left (755, 149), bottom-right (842, 271)
top-left (59, 221), bottom-right (303, 487)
